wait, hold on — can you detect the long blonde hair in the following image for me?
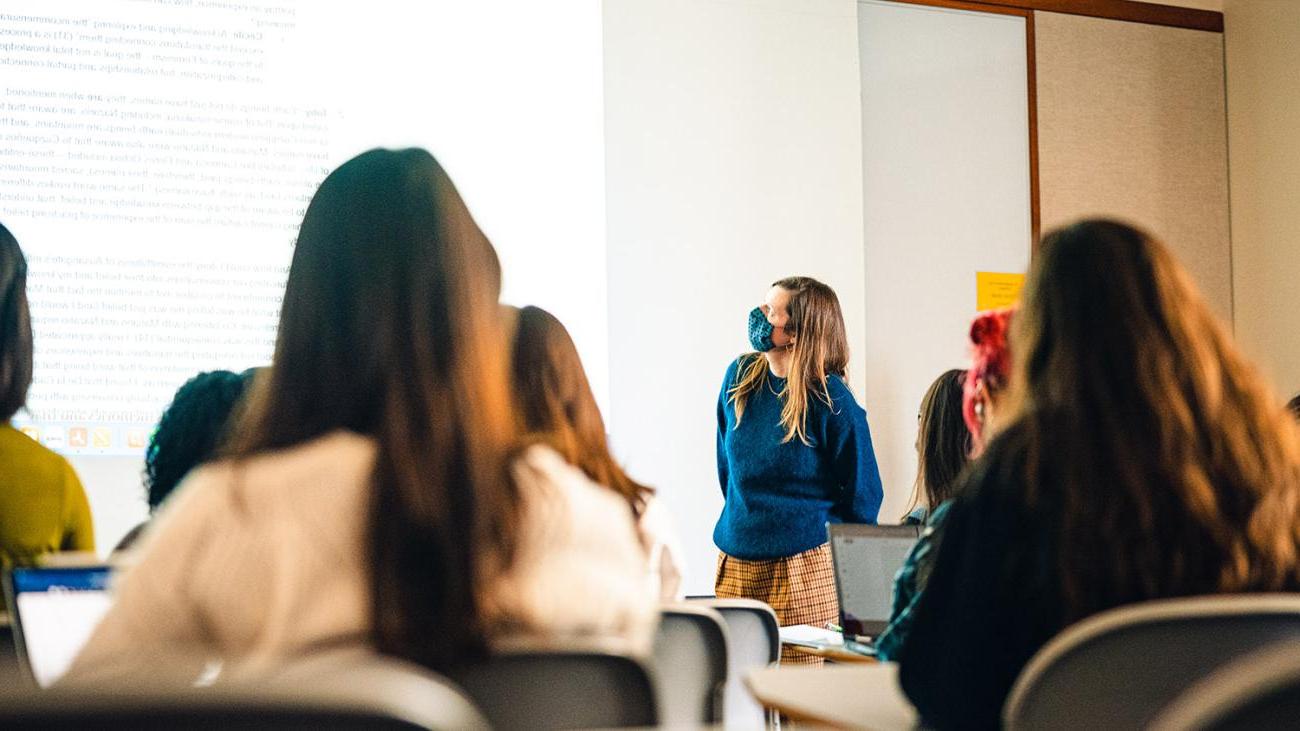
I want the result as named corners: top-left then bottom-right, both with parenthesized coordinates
top-left (1003, 219), bottom-right (1300, 619)
top-left (728, 277), bottom-right (849, 444)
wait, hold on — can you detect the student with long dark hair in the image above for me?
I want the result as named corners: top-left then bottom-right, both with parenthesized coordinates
top-left (898, 220), bottom-right (1300, 729)
top-left (65, 149), bottom-right (655, 683)
top-left (875, 368), bottom-right (970, 659)
top-left (507, 304), bottom-right (682, 599)
top-left (715, 277), bottom-right (884, 664)
top-left (0, 222), bottom-right (94, 587)
top-left (901, 368), bottom-right (971, 525)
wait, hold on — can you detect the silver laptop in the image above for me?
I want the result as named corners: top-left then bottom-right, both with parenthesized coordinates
top-left (827, 523), bottom-right (921, 640)
top-left (3, 565), bottom-right (114, 687)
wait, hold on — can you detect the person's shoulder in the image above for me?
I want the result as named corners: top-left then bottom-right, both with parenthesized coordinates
top-left (514, 444), bottom-right (632, 520)
top-left (723, 353), bottom-right (759, 384)
top-left (0, 426), bottom-right (80, 487)
top-left (951, 419), bottom-right (1037, 512)
top-left (187, 430), bottom-right (377, 510)
top-left (823, 374), bottom-right (865, 416)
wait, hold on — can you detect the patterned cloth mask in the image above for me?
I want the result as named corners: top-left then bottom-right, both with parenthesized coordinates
top-left (748, 306), bottom-right (776, 352)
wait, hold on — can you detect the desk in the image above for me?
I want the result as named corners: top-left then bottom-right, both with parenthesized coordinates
top-left (785, 644), bottom-right (877, 664)
top-left (746, 663), bottom-right (918, 730)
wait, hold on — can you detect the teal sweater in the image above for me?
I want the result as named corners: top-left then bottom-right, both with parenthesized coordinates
top-left (714, 356), bottom-right (884, 560)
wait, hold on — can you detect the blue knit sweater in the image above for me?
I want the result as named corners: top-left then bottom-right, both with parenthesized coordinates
top-left (714, 356), bottom-right (884, 560)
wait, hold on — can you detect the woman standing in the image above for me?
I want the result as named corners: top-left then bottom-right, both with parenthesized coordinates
top-left (714, 276), bottom-right (883, 664)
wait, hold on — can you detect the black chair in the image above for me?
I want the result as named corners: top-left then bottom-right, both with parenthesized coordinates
top-left (1003, 595), bottom-right (1300, 730)
top-left (453, 650), bottom-right (657, 730)
top-left (654, 604), bottom-right (728, 726)
top-left (0, 649), bottom-right (488, 730)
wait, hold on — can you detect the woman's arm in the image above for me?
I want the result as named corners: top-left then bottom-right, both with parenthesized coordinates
top-left (60, 470), bottom-right (225, 686)
top-left (486, 446), bottom-right (659, 655)
top-left (59, 462), bottom-right (95, 552)
top-left (825, 379), bottom-right (884, 524)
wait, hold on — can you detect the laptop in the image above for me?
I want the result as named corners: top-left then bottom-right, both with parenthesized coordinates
top-left (3, 565), bottom-right (114, 687)
top-left (827, 523), bottom-right (921, 642)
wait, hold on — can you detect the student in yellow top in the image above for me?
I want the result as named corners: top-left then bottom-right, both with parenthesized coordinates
top-left (0, 221), bottom-right (94, 579)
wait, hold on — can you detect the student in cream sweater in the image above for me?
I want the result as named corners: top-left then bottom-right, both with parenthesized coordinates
top-left (64, 148), bottom-right (656, 686)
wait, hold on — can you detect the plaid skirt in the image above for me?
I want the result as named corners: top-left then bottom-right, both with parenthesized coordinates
top-left (715, 543), bottom-right (839, 666)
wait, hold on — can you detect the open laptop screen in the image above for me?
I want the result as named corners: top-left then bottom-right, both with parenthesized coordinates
top-left (828, 524), bottom-right (920, 638)
top-left (4, 566), bottom-right (113, 687)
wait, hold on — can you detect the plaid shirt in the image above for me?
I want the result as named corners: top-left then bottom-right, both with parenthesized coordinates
top-left (874, 500), bottom-right (953, 661)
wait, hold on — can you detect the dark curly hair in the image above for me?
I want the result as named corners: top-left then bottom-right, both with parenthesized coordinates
top-left (143, 369), bottom-right (256, 511)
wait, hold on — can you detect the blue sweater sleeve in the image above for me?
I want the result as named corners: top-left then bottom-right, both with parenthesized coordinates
top-left (824, 377), bottom-right (883, 524)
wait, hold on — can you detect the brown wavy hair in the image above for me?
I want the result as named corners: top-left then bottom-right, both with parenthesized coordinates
top-left (1005, 218), bottom-right (1300, 619)
top-left (729, 276), bottom-right (849, 444)
top-left (509, 305), bottom-right (652, 514)
top-left (229, 148), bottom-right (517, 671)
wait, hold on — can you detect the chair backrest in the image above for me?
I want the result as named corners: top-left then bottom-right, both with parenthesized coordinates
top-left (654, 604), bottom-right (729, 726)
top-left (690, 598), bottom-right (779, 729)
top-left (0, 621), bottom-right (18, 683)
top-left (453, 650), bottom-right (657, 730)
top-left (0, 649), bottom-right (489, 730)
top-left (1004, 595), bottom-right (1300, 730)
top-left (1150, 640), bottom-right (1300, 731)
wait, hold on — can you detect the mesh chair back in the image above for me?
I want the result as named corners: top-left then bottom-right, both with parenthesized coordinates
top-left (654, 604), bottom-right (728, 725)
top-left (1004, 595), bottom-right (1300, 730)
top-left (454, 650), bottom-right (657, 730)
top-left (1150, 640), bottom-right (1300, 731)
top-left (691, 598), bottom-right (779, 729)
top-left (0, 650), bottom-right (488, 730)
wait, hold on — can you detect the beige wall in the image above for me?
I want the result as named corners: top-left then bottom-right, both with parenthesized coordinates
top-left (1224, 0), bottom-right (1300, 397)
top-left (1035, 11), bottom-right (1233, 319)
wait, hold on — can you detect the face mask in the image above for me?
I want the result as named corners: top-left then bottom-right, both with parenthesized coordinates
top-left (748, 306), bottom-right (776, 352)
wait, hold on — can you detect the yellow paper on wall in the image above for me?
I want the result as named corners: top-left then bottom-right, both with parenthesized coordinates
top-left (976, 272), bottom-right (1025, 311)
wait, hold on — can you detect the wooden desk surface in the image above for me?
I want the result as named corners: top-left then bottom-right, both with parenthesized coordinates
top-left (745, 663), bottom-right (918, 730)
top-left (785, 643), bottom-right (878, 664)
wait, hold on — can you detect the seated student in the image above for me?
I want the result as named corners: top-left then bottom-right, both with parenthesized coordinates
top-left (63, 148), bottom-right (656, 685)
top-left (875, 367), bottom-right (971, 658)
top-left (507, 304), bottom-right (683, 600)
top-left (113, 369), bottom-right (258, 553)
top-left (877, 311), bottom-right (1011, 660)
top-left (898, 219), bottom-right (1300, 729)
top-left (0, 222), bottom-right (94, 592)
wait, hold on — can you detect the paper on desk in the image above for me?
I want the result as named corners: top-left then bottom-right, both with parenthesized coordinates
top-left (779, 624), bottom-right (844, 647)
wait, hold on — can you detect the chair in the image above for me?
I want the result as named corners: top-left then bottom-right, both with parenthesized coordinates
top-left (0, 649), bottom-right (489, 730)
top-left (690, 597), bottom-right (780, 729)
top-left (1150, 640), bottom-right (1300, 730)
top-left (453, 649), bottom-right (657, 730)
top-left (654, 604), bottom-right (729, 726)
top-left (1003, 594), bottom-right (1300, 730)
top-left (0, 621), bottom-right (18, 683)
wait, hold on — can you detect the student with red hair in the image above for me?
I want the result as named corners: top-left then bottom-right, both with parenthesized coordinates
top-left (962, 307), bottom-right (1015, 456)
top-left (874, 308), bottom-right (1013, 660)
